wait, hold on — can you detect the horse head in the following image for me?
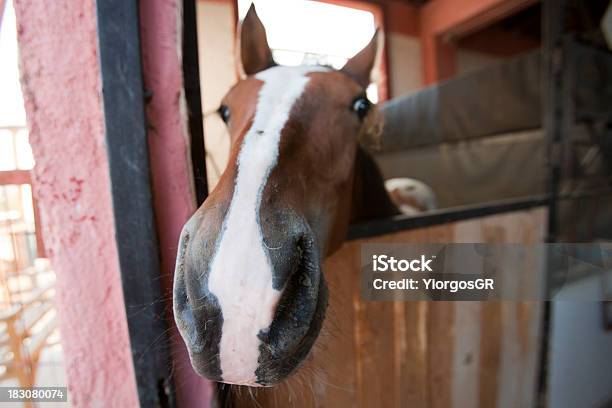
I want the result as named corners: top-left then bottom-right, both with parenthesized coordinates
top-left (173, 5), bottom-right (390, 387)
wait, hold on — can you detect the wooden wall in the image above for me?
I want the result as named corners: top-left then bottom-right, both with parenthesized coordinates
top-left (233, 207), bottom-right (546, 407)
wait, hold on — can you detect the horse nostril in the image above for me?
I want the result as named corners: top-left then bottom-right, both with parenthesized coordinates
top-left (254, 232), bottom-right (327, 385)
top-left (290, 237), bottom-right (304, 275)
top-left (299, 272), bottom-right (312, 288)
top-left (294, 239), bottom-right (315, 289)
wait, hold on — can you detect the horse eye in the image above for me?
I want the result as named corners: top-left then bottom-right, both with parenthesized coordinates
top-left (218, 105), bottom-right (230, 123)
top-left (352, 97), bottom-right (371, 120)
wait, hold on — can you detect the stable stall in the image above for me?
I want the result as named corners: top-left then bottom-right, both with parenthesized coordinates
top-left (11, 0), bottom-right (611, 406)
top-left (231, 1), bottom-right (611, 405)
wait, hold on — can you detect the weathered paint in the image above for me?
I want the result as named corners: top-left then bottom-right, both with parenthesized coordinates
top-left (13, 0), bottom-right (139, 406)
top-left (139, 0), bottom-right (214, 405)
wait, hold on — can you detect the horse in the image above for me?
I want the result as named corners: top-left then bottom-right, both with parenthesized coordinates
top-left (173, 4), bottom-right (400, 402)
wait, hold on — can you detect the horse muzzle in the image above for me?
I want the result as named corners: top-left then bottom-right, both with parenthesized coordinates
top-left (173, 211), bottom-right (328, 387)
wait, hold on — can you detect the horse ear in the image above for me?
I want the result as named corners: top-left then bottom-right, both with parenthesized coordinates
top-left (341, 29), bottom-right (380, 88)
top-left (238, 4), bottom-right (275, 76)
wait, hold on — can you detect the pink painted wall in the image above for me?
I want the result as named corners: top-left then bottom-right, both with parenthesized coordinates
top-left (139, 1), bottom-right (214, 406)
top-left (13, 0), bottom-right (139, 407)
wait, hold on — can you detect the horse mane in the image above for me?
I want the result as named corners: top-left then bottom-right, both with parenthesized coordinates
top-left (350, 146), bottom-right (400, 222)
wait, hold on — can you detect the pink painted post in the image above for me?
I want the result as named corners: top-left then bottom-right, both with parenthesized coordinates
top-left (139, 1), bottom-right (214, 406)
top-left (13, 0), bottom-right (140, 406)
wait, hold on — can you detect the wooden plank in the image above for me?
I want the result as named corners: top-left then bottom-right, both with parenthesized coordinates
top-left (393, 228), bottom-right (430, 408)
top-left (451, 218), bottom-right (485, 408)
top-left (477, 209), bottom-right (545, 408)
top-left (451, 301), bottom-right (482, 408)
top-left (354, 234), bottom-right (398, 408)
top-left (490, 210), bottom-right (545, 408)
top-left (478, 300), bottom-right (503, 408)
top-left (398, 299), bottom-right (429, 408)
top-left (425, 225), bottom-right (456, 408)
top-left (477, 212), bottom-right (511, 408)
top-left (358, 227), bottom-right (433, 408)
top-left (496, 212), bottom-right (532, 408)
top-left (318, 242), bottom-right (360, 406)
top-left (0, 170), bottom-right (31, 185)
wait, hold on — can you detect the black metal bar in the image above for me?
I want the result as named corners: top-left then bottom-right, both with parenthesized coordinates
top-left (543, 0), bottom-right (566, 244)
top-left (95, 1), bottom-right (174, 407)
top-left (538, 0), bottom-right (565, 405)
top-left (183, 0), bottom-right (209, 206)
top-left (348, 195), bottom-right (548, 240)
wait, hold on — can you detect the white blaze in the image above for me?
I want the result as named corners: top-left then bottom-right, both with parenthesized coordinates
top-left (207, 66), bottom-right (329, 385)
